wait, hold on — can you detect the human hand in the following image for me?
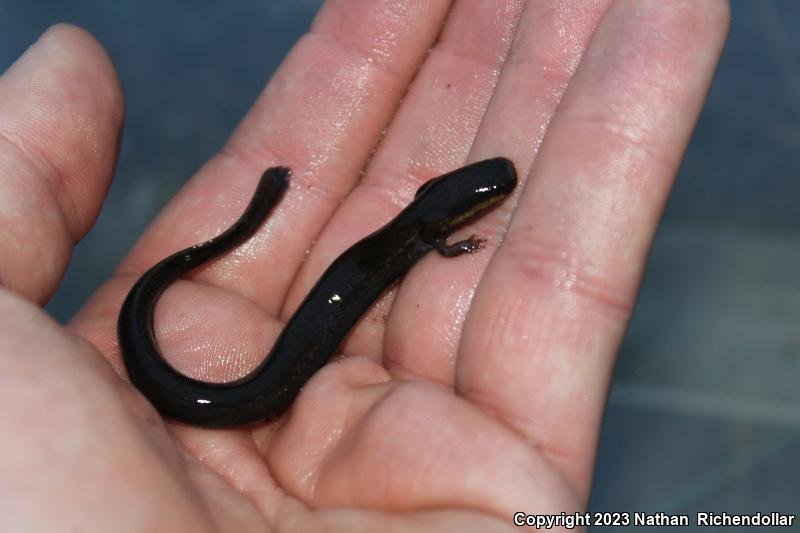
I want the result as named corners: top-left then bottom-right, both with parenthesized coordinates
top-left (0, 1), bottom-right (729, 531)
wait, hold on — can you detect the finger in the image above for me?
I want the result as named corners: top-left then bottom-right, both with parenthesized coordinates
top-left (457, 0), bottom-right (730, 499)
top-left (386, 0), bottom-right (612, 383)
top-left (283, 0), bottom-right (527, 360)
top-left (0, 24), bottom-right (122, 303)
top-left (72, 0), bottom-right (455, 378)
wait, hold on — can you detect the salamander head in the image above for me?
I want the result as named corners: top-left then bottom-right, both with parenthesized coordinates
top-left (412, 157), bottom-right (517, 239)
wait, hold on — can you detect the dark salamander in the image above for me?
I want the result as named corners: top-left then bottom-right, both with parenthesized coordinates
top-left (118, 158), bottom-right (517, 427)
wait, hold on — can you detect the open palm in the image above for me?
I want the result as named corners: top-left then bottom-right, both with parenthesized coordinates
top-left (0, 1), bottom-right (728, 531)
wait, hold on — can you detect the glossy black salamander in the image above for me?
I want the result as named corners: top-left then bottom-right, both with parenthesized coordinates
top-left (118, 158), bottom-right (517, 427)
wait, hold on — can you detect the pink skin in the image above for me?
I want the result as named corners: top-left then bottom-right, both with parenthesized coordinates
top-left (0, 1), bottom-right (728, 531)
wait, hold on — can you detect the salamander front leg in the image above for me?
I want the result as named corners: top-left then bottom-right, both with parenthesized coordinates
top-left (433, 234), bottom-right (486, 257)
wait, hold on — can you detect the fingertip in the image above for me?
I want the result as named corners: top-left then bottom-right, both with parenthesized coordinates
top-left (13, 23), bottom-right (125, 125)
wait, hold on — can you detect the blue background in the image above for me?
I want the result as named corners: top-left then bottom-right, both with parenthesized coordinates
top-left (1, 1), bottom-right (797, 526)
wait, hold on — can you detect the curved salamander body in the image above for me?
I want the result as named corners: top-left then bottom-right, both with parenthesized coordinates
top-left (118, 158), bottom-right (517, 427)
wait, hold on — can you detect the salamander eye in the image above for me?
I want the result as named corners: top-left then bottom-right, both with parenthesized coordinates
top-left (415, 177), bottom-right (440, 199)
